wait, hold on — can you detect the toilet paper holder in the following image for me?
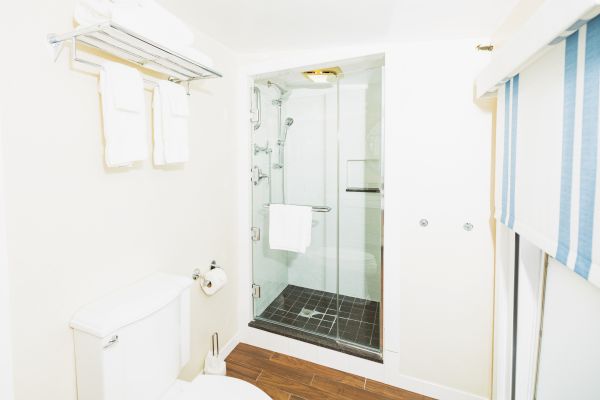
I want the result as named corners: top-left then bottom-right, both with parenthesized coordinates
top-left (192, 260), bottom-right (221, 281)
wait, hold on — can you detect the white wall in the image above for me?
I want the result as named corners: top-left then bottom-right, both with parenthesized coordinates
top-left (240, 39), bottom-right (495, 400)
top-left (285, 88), bottom-right (333, 291)
top-left (383, 40), bottom-right (494, 399)
top-left (0, 2), bottom-right (242, 399)
top-left (0, 111), bottom-right (14, 400)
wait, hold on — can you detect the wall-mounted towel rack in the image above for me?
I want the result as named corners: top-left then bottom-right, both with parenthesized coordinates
top-left (47, 22), bottom-right (222, 87)
top-left (263, 204), bottom-right (331, 213)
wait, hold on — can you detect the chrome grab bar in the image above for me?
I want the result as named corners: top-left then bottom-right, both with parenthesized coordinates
top-left (263, 204), bottom-right (331, 213)
top-left (252, 86), bottom-right (261, 130)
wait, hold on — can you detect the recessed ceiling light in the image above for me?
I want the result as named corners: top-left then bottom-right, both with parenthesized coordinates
top-left (302, 67), bottom-right (343, 83)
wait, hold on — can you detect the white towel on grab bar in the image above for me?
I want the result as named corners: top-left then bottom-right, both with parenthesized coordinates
top-left (268, 204), bottom-right (312, 253)
top-left (153, 80), bottom-right (189, 165)
top-left (99, 61), bottom-right (147, 167)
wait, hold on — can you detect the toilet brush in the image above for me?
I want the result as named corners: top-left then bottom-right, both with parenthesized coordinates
top-left (204, 332), bottom-right (226, 375)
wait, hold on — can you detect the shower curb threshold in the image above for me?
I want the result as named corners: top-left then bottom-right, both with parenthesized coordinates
top-left (248, 319), bottom-right (383, 363)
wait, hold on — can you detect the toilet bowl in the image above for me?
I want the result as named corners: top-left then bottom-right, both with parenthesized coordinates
top-left (70, 273), bottom-right (269, 400)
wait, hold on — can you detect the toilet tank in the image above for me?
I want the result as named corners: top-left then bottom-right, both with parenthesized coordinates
top-left (70, 273), bottom-right (192, 400)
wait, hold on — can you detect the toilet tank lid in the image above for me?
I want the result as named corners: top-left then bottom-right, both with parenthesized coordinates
top-left (70, 273), bottom-right (192, 338)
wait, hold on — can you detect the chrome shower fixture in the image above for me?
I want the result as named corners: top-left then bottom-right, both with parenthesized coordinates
top-left (267, 80), bottom-right (292, 102)
top-left (267, 80), bottom-right (287, 96)
top-left (281, 117), bottom-right (294, 143)
top-left (254, 141), bottom-right (272, 155)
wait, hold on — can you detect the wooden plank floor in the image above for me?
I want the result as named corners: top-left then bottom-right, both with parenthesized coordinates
top-left (225, 343), bottom-right (435, 400)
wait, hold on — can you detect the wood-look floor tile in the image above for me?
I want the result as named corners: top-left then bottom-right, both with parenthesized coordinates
top-left (227, 348), bottom-right (314, 385)
top-left (225, 343), bottom-right (437, 400)
top-left (270, 352), bottom-right (366, 389)
top-left (254, 379), bottom-right (293, 400)
top-left (258, 371), bottom-right (339, 400)
top-left (227, 369), bottom-right (255, 383)
top-left (311, 375), bottom-right (386, 400)
top-left (365, 379), bottom-right (425, 400)
top-left (226, 360), bottom-right (261, 381)
top-left (234, 342), bottom-right (274, 360)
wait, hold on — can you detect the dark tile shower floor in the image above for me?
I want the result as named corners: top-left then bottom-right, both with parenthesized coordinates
top-left (257, 285), bottom-right (381, 350)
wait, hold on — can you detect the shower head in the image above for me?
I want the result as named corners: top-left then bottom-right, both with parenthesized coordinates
top-left (281, 117), bottom-right (294, 143)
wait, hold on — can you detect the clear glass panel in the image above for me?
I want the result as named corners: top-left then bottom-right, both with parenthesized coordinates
top-left (336, 66), bottom-right (384, 352)
top-left (251, 79), bottom-right (339, 341)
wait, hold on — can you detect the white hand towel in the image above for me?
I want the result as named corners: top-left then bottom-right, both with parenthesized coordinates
top-left (99, 61), bottom-right (147, 167)
top-left (269, 204), bottom-right (313, 253)
top-left (153, 80), bottom-right (189, 165)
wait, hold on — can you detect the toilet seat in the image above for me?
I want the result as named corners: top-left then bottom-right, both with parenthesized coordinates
top-left (180, 375), bottom-right (270, 400)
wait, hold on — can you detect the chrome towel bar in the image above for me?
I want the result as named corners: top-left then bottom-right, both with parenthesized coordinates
top-left (263, 204), bottom-right (331, 213)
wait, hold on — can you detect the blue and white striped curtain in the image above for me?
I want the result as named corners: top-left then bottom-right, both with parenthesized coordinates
top-left (496, 14), bottom-right (600, 288)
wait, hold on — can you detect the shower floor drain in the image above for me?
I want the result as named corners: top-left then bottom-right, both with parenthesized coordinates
top-left (299, 308), bottom-right (320, 318)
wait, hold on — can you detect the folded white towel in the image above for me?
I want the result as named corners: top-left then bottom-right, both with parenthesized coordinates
top-left (112, 1), bottom-right (195, 47)
top-left (268, 204), bottom-right (313, 253)
top-left (75, 0), bottom-right (195, 47)
top-left (99, 61), bottom-right (147, 167)
top-left (74, 0), bottom-right (215, 69)
top-left (153, 80), bottom-right (189, 165)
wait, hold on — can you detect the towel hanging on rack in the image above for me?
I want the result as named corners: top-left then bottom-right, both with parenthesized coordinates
top-left (99, 61), bottom-right (148, 167)
top-left (153, 80), bottom-right (189, 165)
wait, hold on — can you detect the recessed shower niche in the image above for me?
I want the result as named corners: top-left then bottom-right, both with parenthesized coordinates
top-left (248, 54), bottom-right (384, 361)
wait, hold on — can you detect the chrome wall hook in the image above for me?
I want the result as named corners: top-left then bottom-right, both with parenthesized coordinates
top-left (192, 268), bottom-right (201, 281)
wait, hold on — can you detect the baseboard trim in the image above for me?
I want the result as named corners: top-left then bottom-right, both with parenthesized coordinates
top-left (219, 332), bottom-right (241, 362)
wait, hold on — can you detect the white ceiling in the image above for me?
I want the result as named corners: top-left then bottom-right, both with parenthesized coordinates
top-left (159, 0), bottom-right (521, 54)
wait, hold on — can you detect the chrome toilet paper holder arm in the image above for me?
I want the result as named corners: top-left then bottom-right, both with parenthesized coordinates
top-left (192, 260), bottom-right (221, 281)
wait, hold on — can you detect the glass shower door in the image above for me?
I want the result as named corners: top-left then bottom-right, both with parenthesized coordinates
top-left (250, 79), bottom-right (340, 341)
top-left (335, 66), bottom-right (384, 352)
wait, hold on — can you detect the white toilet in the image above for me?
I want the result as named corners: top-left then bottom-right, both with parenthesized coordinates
top-left (70, 273), bottom-right (269, 400)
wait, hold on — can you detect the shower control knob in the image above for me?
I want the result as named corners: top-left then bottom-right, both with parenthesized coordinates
top-left (419, 219), bottom-right (429, 227)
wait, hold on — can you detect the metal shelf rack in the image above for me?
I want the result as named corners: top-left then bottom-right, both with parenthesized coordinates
top-left (47, 22), bottom-right (222, 85)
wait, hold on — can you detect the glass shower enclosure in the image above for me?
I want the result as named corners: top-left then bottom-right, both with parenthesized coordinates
top-left (249, 56), bottom-right (384, 360)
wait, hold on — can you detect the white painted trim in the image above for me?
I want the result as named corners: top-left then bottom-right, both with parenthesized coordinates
top-left (476, 0), bottom-right (600, 98)
top-left (0, 110), bottom-right (14, 400)
top-left (492, 224), bottom-right (516, 400)
top-left (241, 327), bottom-right (487, 400)
top-left (219, 332), bottom-right (241, 362)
